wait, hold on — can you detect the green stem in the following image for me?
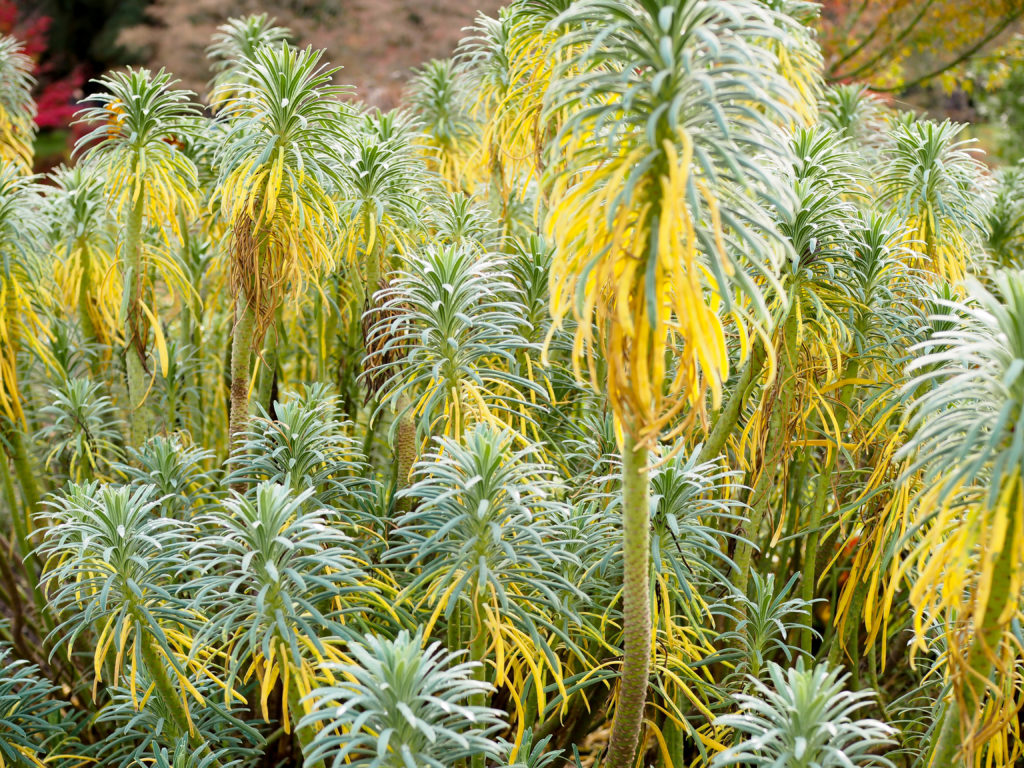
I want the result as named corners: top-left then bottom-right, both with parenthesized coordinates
top-left (698, 339), bottom-right (766, 465)
top-left (288, 675), bottom-right (324, 768)
top-left (469, 600), bottom-right (489, 768)
top-left (451, 382), bottom-right (465, 442)
top-left (822, 567), bottom-right (842, 666)
top-left (801, 471), bottom-right (829, 655)
top-left (228, 299), bottom-right (256, 464)
top-left (447, 601), bottom-right (463, 652)
top-left (363, 213), bottom-right (381, 303)
top-left (123, 192), bottom-right (149, 446)
top-left (2, 438), bottom-right (50, 643)
top-left (175, 214), bottom-right (196, 431)
top-left (360, 389), bottom-right (380, 473)
top-left (733, 312), bottom-right (798, 601)
top-left (4, 444), bottom-right (35, 585)
top-left (140, 635), bottom-right (225, 767)
top-left (771, 456), bottom-right (806, 579)
top-left (931, 698), bottom-right (962, 767)
top-left (177, 206), bottom-right (194, 351)
top-left (801, 358), bottom-right (860, 653)
top-left (326, 271), bottom-right (340, 368)
top-left (605, 435), bottom-right (651, 768)
top-left (0, 447), bottom-right (47, 628)
top-left (930, 522), bottom-right (1017, 767)
top-left (255, 320), bottom-right (280, 417)
top-left (314, 289), bottom-right (328, 383)
top-left (0, 451), bottom-right (19, 531)
top-left (76, 244), bottom-right (100, 352)
top-left (830, 577), bottom-right (868, 666)
top-left (867, 640), bottom-right (887, 717)
top-left (5, 425), bottom-right (50, 624)
top-left (662, 655), bottom-right (687, 764)
top-left (6, 426), bottom-right (39, 518)
top-left (140, 636), bottom-right (191, 741)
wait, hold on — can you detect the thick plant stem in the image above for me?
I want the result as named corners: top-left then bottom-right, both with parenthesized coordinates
top-left (662, 654), bottom-right (688, 764)
top-left (228, 300), bottom-right (257, 461)
top-left (800, 359), bottom-right (860, 653)
top-left (771, 456), bottom-right (806, 579)
top-left (5, 437), bottom-right (34, 573)
top-left (930, 519), bottom-right (1017, 767)
top-left (451, 383), bottom-right (465, 443)
top-left (176, 209), bottom-right (197, 422)
top-left (732, 312), bottom-right (798, 601)
top-left (606, 435), bottom-right (651, 768)
top-left (287, 675), bottom-right (324, 768)
top-left (125, 330), bottom-right (149, 444)
top-left (2, 426), bottom-right (51, 632)
top-left (394, 395), bottom-right (417, 512)
top-left (866, 640), bottom-right (886, 715)
top-left (323, 273), bottom-right (341, 383)
top-left (447, 601), bottom-right (463, 651)
top-left (469, 603), bottom-right (489, 768)
top-left (314, 290), bottom-right (328, 383)
top-left (801, 475), bottom-right (830, 654)
top-left (140, 636), bottom-right (224, 768)
top-left (931, 698), bottom-right (962, 767)
top-left (0, 453), bottom-right (19, 537)
top-left (362, 212), bottom-right (381, 301)
top-left (140, 637), bottom-right (192, 741)
top-left (698, 338), bottom-right (766, 465)
top-left (177, 208), bottom-right (194, 350)
top-left (123, 193), bottom-right (149, 445)
top-left (830, 578), bottom-right (868, 665)
top-left (6, 426), bottom-right (39, 518)
top-left (361, 394), bottom-right (379, 469)
top-left (76, 245), bottom-right (100, 353)
top-left (0, 447), bottom-right (43, 617)
top-left (255, 318), bottom-right (280, 417)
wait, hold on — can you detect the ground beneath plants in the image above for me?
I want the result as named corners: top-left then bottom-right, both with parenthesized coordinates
top-left (119, 0), bottom-right (504, 107)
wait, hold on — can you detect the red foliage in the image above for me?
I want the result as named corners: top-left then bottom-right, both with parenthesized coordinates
top-left (0, 1), bottom-right (49, 58)
top-left (0, 0), bottom-right (81, 131)
top-left (35, 65), bottom-right (84, 129)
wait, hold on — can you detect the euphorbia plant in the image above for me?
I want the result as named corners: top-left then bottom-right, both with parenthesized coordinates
top-left (74, 68), bottom-right (200, 445)
top-left (543, 0), bottom-right (800, 764)
top-left (901, 270), bottom-right (1024, 765)
top-left (212, 44), bottom-right (347, 453)
top-left (0, 162), bottom-right (49, 568)
top-left (0, 34), bottom-right (36, 170)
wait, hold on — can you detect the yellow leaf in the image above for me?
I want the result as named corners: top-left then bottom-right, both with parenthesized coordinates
top-left (138, 301), bottom-right (169, 376)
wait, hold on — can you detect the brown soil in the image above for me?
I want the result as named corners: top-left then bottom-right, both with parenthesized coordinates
top-left (118, 0), bottom-right (504, 108)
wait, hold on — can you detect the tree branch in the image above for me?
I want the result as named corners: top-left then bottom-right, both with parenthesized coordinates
top-left (871, 11), bottom-right (1024, 92)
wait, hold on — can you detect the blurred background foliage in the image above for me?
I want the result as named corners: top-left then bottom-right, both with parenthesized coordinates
top-left (7, 0), bottom-right (1024, 171)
